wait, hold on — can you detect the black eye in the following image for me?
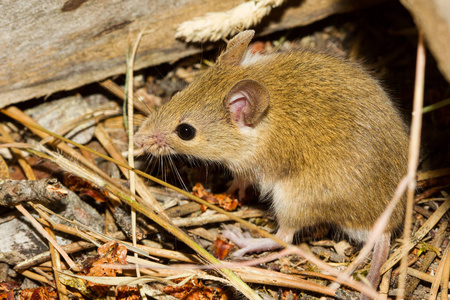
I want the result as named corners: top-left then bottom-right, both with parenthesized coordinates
top-left (176, 123), bottom-right (196, 140)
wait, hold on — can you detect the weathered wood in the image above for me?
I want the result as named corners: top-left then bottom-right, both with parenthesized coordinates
top-left (400, 0), bottom-right (450, 83)
top-left (0, 0), bottom-right (384, 108)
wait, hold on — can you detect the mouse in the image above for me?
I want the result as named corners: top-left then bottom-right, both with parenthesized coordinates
top-left (135, 30), bottom-right (409, 296)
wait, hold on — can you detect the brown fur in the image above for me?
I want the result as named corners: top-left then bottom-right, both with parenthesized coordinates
top-left (136, 31), bottom-right (408, 242)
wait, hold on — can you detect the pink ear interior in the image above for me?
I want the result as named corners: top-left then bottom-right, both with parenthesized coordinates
top-left (228, 91), bottom-right (250, 126)
top-left (225, 79), bottom-right (270, 128)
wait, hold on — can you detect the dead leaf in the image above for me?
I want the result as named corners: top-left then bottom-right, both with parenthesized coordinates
top-left (20, 287), bottom-right (57, 300)
top-left (163, 278), bottom-right (228, 300)
top-left (192, 183), bottom-right (240, 212)
top-left (212, 238), bottom-right (234, 260)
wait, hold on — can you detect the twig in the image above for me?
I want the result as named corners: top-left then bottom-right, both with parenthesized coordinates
top-left (0, 124), bottom-right (77, 291)
top-left (405, 220), bottom-right (448, 296)
top-left (172, 208), bottom-right (265, 227)
top-left (0, 179), bottom-right (67, 205)
top-left (99, 79), bottom-right (153, 115)
top-left (9, 122), bottom-right (380, 299)
top-left (439, 243), bottom-right (450, 299)
top-left (381, 197), bottom-right (450, 273)
top-left (397, 29), bottom-right (426, 300)
top-left (417, 167), bottom-right (450, 181)
top-left (407, 268), bottom-right (450, 289)
top-left (94, 124), bottom-right (163, 214)
top-left (429, 243), bottom-right (450, 300)
top-left (14, 205), bottom-right (77, 270)
top-left (20, 270), bottom-right (53, 286)
top-left (379, 269), bottom-right (392, 298)
top-left (233, 266), bottom-right (335, 297)
top-left (15, 240), bottom-right (97, 272)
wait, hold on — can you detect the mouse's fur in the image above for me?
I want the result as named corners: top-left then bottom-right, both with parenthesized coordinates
top-left (136, 31), bottom-right (408, 242)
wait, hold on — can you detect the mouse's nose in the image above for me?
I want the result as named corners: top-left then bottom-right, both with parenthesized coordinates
top-left (134, 132), bottom-right (146, 147)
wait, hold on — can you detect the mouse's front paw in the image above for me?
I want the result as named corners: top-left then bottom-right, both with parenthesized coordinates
top-left (227, 178), bottom-right (251, 200)
top-left (221, 225), bottom-right (282, 257)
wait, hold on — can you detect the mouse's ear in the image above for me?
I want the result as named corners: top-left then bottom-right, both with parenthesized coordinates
top-left (225, 79), bottom-right (269, 127)
top-left (217, 30), bottom-right (255, 66)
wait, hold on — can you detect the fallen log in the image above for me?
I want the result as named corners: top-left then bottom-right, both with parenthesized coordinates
top-left (0, 0), bottom-right (384, 108)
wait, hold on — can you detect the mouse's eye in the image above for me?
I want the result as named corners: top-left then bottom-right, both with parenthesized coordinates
top-left (176, 123), bottom-right (196, 140)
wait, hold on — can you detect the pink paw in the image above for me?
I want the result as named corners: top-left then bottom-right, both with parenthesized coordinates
top-left (227, 178), bottom-right (251, 200)
top-left (222, 225), bottom-right (282, 257)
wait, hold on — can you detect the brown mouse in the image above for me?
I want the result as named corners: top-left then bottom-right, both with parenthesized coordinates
top-left (135, 30), bottom-right (408, 294)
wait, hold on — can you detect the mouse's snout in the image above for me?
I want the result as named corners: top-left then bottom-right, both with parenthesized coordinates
top-left (134, 132), bottom-right (146, 148)
top-left (134, 130), bottom-right (174, 156)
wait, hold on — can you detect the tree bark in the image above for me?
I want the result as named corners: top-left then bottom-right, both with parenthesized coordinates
top-left (400, 0), bottom-right (450, 83)
top-left (0, 0), bottom-right (385, 108)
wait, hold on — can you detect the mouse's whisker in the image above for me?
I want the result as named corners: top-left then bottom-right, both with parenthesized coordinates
top-left (169, 155), bottom-right (189, 192)
top-left (144, 154), bottom-right (157, 175)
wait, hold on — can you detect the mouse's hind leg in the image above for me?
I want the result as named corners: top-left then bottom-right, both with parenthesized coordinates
top-left (329, 232), bottom-right (391, 299)
top-left (360, 233), bottom-right (390, 299)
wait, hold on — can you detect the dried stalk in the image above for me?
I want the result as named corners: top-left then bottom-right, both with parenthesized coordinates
top-left (0, 124), bottom-right (74, 298)
top-left (4, 119), bottom-right (382, 298)
top-left (398, 30), bottom-right (426, 300)
top-left (429, 243), bottom-right (450, 300)
top-left (381, 197), bottom-right (450, 273)
top-left (176, 0), bottom-right (286, 42)
top-left (405, 220), bottom-right (448, 296)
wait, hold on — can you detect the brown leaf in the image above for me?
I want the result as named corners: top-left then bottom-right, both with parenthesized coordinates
top-left (117, 286), bottom-right (140, 300)
top-left (86, 241), bottom-right (128, 277)
top-left (76, 242), bottom-right (129, 297)
top-left (163, 278), bottom-right (228, 300)
top-left (0, 281), bottom-right (20, 300)
top-left (212, 238), bottom-right (234, 260)
top-left (20, 287), bottom-right (57, 300)
top-left (63, 173), bottom-right (109, 202)
top-left (192, 183), bottom-right (240, 212)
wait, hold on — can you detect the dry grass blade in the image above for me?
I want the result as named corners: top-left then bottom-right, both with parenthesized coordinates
top-left (100, 79), bottom-right (153, 115)
top-left (417, 167), bottom-right (450, 181)
top-left (34, 144), bottom-right (263, 300)
top-left (14, 204), bottom-right (77, 270)
top-left (405, 219), bottom-right (448, 296)
top-left (406, 268), bottom-right (450, 289)
top-left (1, 124), bottom-right (74, 299)
top-left (129, 255), bottom-right (336, 296)
top-left (94, 124), bottom-right (164, 215)
top-left (40, 108), bottom-right (120, 145)
top-left (233, 267), bottom-right (335, 296)
top-left (441, 244), bottom-right (450, 299)
top-left (2, 110), bottom-right (383, 299)
top-left (429, 242), bottom-right (450, 300)
top-left (397, 29), bottom-right (426, 300)
top-left (1, 106), bottom-right (125, 206)
top-left (381, 197), bottom-right (450, 274)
